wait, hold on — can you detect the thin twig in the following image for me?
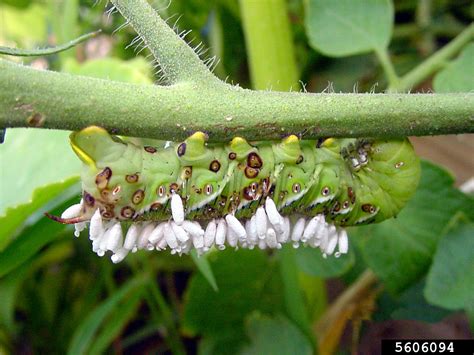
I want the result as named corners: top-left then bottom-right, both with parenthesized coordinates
top-left (0, 31), bottom-right (101, 57)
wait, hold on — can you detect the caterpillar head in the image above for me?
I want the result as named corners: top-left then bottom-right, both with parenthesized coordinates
top-left (68, 126), bottom-right (150, 222)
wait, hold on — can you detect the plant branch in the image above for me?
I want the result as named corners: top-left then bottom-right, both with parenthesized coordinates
top-left (1, 59), bottom-right (473, 141)
top-left (314, 270), bottom-right (379, 355)
top-left (415, 0), bottom-right (436, 55)
top-left (388, 23), bottom-right (474, 92)
top-left (0, 31), bottom-right (100, 57)
top-left (110, 0), bottom-right (221, 86)
top-left (374, 48), bottom-right (400, 87)
top-left (239, 0), bottom-right (299, 91)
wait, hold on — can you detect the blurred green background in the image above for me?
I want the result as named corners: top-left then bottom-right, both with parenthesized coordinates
top-left (0, 0), bottom-right (473, 354)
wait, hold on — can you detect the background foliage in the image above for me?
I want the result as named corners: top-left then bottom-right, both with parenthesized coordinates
top-left (0, 0), bottom-right (473, 354)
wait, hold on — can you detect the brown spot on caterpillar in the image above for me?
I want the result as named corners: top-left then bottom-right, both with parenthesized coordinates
top-left (169, 183), bottom-right (179, 193)
top-left (348, 187), bottom-right (355, 204)
top-left (204, 184), bottom-right (213, 195)
top-left (279, 191), bottom-right (286, 200)
top-left (157, 185), bottom-right (166, 197)
top-left (101, 205), bottom-right (115, 219)
top-left (292, 183), bottom-right (301, 193)
top-left (332, 201), bottom-right (341, 213)
top-left (177, 143), bottom-right (186, 157)
top-left (132, 190), bottom-right (145, 205)
top-left (362, 204), bottom-right (376, 214)
top-left (247, 152), bottom-right (263, 169)
top-left (262, 178), bottom-right (271, 195)
top-left (243, 187), bottom-right (254, 201)
top-left (228, 152), bottom-right (237, 160)
top-left (230, 193), bottom-right (241, 210)
top-left (205, 206), bottom-right (217, 216)
top-left (121, 206), bottom-right (135, 218)
top-left (26, 113), bottom-right (45, 127)
top-left (244, 166), bottom-right (259, 179)
top-left (218, 196), bottom-right (227, 207)
top-left (144, 146), bottom-right (157, 153)
top-left (395, 161), bottom-right (404, 168)
top-left (342, 200), bottom-right (350, 209)
top-left (150, 202), bottom-right (162, 211)
top-left (250, 182), bottom-right (258, 193)
top-left (101, 211), bottom-right (114, 219)
top-left (183, 166), bottom-right (192, 179)
top-left (321, 186), bottom-right (330, 196)
top-left (100, 189), bottom-right (111, 201)
top-left (209, 160), bottom-right (221, 172)
top-left (125, 174), bottom-right (139, 183)
top-left (84, 192), bottom-right (95, 207)
top-left (95, 167), bottom-right (112, 189)
top-left (296, 155), bottom-right (304, 164)
top-left (112, 185), bottom-right (121, 195)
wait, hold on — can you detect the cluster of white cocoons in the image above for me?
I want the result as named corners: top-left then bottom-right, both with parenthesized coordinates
top-left (61, 195), bottom-right (349, 263)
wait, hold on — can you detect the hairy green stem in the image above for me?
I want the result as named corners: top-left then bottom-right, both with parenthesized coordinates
top-left (239, 0), bottom-right (299, 91)
top-left (110, 0), bottom-right (221, 86)
top-left (1, 59), bottom-right (472, 141)
top-left (388, 23), bottom-right (474, 92)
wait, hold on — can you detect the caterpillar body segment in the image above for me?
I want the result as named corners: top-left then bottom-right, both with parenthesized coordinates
top-left (52, 126), bottom-right (420, 262)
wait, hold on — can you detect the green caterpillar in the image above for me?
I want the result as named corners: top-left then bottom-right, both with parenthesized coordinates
top-left (49, 126), bottom-right (420, 263)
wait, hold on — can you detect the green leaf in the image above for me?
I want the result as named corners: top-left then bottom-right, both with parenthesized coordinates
top-left (305, 0), bottom-right (394, 57)
top-left (0, 195), bottom-right (79, 277)
top-left (0, 241), bottom-right (73, 331)
top-left (388, 280), bottom-right (451, 323)
top-left (239, 313), bottom-right (312, 355)
top-left (190, 250), bottom-right (219, 291)
top-left (295, 245), bottom-right (355, 278)
top-left (67, 276), bottom-right (147, 355)
top-left (0, 3), bottom-right (48, 46)
top-left (424, 221), bottom-right (474, 310)
top-left (183, 249), bottom-right (284, 353)
top-left (62, 57), bottom-right (154, 84)
top-left (433, 43), bottom-right (474, 93)
top-left (355, 161), bottom-right (474, 293)
top-left (310, 54), bottom-right (378, 93)
top-left (167, 0), bottom-right (214, 33)
top-left (278, 246), bottom-right (313, 344)
top-left (467, 304), bottom-right (474, 333)
top-left (0, 0), bottom-right (33, 8)
top-left (88, 291), bottom-right (143, 355)
top-left (0, 261), bottom-right (31, 331)
top-left (0, 176), bottom-right (79, 252)
top-left (198, 335), bottom-right (247, 355)
top-left (298, 273), bottom-right (327, 322)
top-left (0, 128), bottom-right (80, 215)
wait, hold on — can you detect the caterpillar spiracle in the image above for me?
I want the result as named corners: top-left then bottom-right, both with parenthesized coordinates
top-left (48, 126), bottom-right (420, 263)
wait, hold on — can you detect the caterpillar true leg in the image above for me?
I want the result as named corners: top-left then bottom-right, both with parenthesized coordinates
top-left (47, 126), bottom-right (420, 263)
